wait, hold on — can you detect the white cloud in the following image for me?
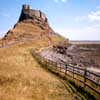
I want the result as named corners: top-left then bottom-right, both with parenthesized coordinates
top-left (88, 10), bottom-right (100, 21)
top-left (55, 5), bottom-right (100, 40)
top-left (75, 7), bottom-right (100, 22)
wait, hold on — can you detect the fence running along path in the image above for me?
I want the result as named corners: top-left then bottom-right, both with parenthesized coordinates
top-left (32, 50), bottom-right (100, 96)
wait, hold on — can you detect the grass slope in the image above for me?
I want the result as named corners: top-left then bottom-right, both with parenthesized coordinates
top-left (0, 38), bottom-right (73, 100)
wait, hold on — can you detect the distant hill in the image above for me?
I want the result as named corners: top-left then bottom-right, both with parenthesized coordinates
top-left (70, 40), bottom-right (100, 44)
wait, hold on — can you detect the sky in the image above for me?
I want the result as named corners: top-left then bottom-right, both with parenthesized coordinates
top-left (0, 0), bottom-right (100, 40)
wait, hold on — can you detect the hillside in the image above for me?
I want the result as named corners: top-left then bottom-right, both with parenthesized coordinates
top-left (0, 4), bottom-right (100, 100)
top-left (0, 4), bottom-right (64, 47)
top-left (0, 4), bottom-right (74, 100)
top-left (0, 41), bottom-right (75, 100)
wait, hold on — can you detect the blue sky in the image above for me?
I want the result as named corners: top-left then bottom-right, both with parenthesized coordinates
top-left (0, 0), bottom-right (100, 40)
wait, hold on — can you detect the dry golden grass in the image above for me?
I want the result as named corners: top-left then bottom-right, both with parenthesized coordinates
top-left (0, 37), bottom-right (74, 100)
top-left (0, 19), bottom-right (74, 100)
top-left (13, 22), bottom-right (44, 35)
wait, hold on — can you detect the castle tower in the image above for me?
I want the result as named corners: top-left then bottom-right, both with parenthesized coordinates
top-left (18, 4), bottom-right (30, 22)
top-left (22, 4), bottom-right (30, 12)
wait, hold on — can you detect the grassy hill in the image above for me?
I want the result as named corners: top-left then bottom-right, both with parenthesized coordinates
top-left (0, 5), bottom-right (74, 100)
top-left (0, 37), bottom-right (75, 100)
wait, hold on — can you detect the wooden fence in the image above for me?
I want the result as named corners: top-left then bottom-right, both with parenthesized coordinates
top-left (32, 50), bottom-right (100, 96)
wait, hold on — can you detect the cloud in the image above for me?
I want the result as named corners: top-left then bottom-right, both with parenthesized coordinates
top-left (75, 6), bottom-right (100, 22)
top-left (56, 5), bottom-right (100, 40)
top-left (55, 5), bottom-right (100, 40)
top-left (88, 10), bottom-right (100, 22)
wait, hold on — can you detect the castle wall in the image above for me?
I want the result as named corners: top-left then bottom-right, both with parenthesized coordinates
top-left (30, 10), bottom-right (47, 21)
top-left (29, 10), bottom-right (40, 18)
top-left (20, 5), bottom-right (47, 22)
top-left (23, 5), bottom-right (30, 11)
top-left (33, 10), bottom-right (41, 18)
top-left (41, 12), bottom-right (46, 21)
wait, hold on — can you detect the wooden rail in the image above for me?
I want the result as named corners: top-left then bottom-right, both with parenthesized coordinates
top-left (32, 50), bottom-right (100, 96)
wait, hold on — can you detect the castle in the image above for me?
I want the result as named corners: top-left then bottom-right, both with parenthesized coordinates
top-left (19, 4), bottom-right (48, 23)
top-left (0, 4), bottom-right (56, 47)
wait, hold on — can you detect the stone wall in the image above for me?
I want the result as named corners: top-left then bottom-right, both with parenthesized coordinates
top-left (30, 10), bottom-right (40, 18)
top-left (40, 11), bottom-right (47, 21)
top-left (20, 4), bottom-right (47, 22)
top-left (23, 4), bottom-right (30, 10)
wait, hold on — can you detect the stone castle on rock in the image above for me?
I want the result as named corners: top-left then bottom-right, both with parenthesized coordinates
top-left (19, 4), bottom-right (48, 23)
top-left (0, 4), bottom-right (56, 47)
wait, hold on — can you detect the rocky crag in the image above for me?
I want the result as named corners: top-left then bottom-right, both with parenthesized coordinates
top-left (1, 4), bottom-right (57, 47)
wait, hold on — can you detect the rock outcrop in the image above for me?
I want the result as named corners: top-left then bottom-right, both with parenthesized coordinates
top-left (1, 4), bottom-right (56, 47)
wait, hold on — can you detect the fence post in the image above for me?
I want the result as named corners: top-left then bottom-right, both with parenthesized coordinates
top-left (54, 62), bottom-right (57, 71)
top-left (65, 65), bottom-right (67, 75)
top-left (46, 59), bottom-right (48, 67)
top-left (60, 63), bottom-right (61, 72)
top-left (84, 68), bottom-right (87, 87)
top-left (73, 66), bottom-right (74, 79)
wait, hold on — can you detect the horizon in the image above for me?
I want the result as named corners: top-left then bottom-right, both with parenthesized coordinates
top-left (0, 0), bottom-right (100, 40)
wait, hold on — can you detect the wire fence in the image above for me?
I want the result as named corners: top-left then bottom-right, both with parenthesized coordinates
top-left (32, 50), bottom-right (100, 96)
